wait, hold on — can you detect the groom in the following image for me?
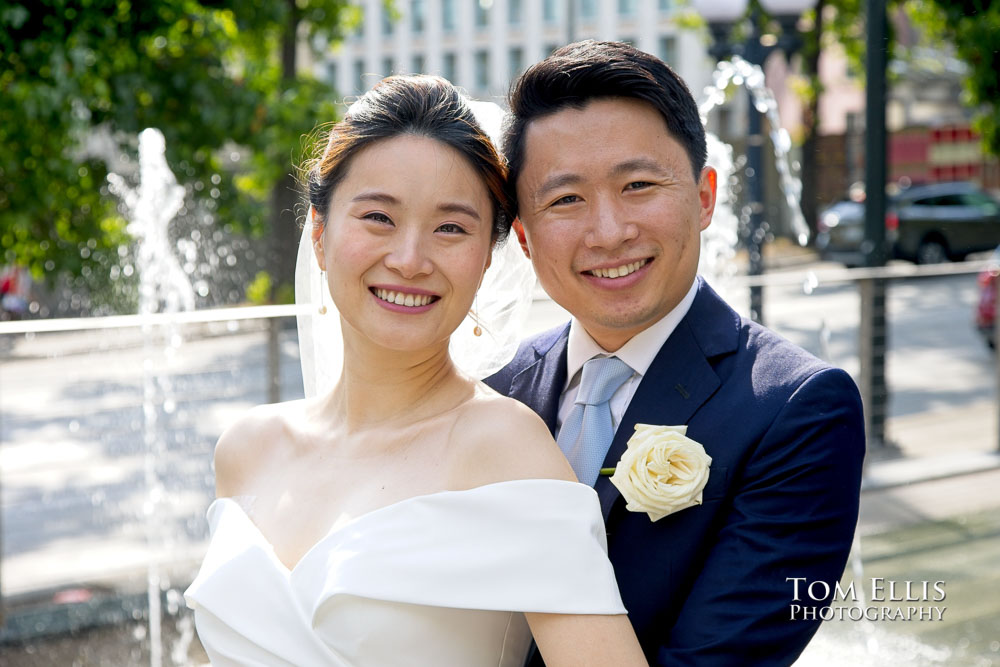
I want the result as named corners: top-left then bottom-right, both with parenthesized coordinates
top-left (486, 41), bottom-right (866, 666)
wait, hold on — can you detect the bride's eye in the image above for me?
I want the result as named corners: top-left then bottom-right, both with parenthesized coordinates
top-left (436, 222), bottom-right (468, 234)
top-left (363, 212), bottom-right (393, 225)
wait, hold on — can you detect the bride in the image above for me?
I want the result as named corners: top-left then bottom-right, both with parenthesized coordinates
top-left (185, 74), bottom-right (646, 667)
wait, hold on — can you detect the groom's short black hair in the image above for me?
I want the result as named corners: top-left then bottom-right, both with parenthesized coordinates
top-left (502, 40), bottom-right (707, 216)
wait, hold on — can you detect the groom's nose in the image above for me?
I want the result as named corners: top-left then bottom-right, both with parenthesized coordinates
top-left (584, 197), bottom-right (638, 250)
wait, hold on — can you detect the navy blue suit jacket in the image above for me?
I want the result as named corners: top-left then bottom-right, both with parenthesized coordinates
top-left (485, 278), bottom-right (865, 666)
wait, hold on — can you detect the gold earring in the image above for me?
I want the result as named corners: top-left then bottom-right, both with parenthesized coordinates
top-left (318, 270), bottom-right (328, 315)
top-left (472, 293), bottom-right (482, 336)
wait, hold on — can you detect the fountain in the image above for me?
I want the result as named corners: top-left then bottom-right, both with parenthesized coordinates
top-left (699, 55), bottom-right (811, 249)
top-left (107, 128), bottom-right (194, 667)
top-left (698, 58), bottom-right (966, 666)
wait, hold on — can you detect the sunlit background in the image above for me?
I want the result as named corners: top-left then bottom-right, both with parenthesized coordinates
top-left (2, 0), bottom-right (999, 664)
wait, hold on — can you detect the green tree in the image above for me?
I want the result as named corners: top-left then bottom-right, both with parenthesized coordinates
top-left (0, 0), bottom-right (354, 310)
top-left (914, 0), bottom-right (1000, 156)
top-left (796, 0), bottom-right (999, 232)
top-left (817, 0), bottom-right (999, 156)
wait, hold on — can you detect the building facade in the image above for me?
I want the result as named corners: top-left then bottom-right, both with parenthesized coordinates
top-left (316, 0), bottom-right (710, 106)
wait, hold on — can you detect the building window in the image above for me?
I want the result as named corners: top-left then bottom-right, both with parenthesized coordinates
top-left (508, 46), bottom-right (524, 78)
top-left (475, 0), bottom-right (490, 29)
top-left (508, 0), bottom-right (522, 25)
top-left (580, 0), bottom-right (596, 20)
top-left (353, 59), bottom-right (365, 93)
top-left (443, 52), bottom-right (457, 82)
top-left (412, 0), bottom-right (425, 32)
top-left (617, 0), bottom-right (637, 17)
top-left (381, 6), bottom-right (394, 34)
top-left (327, 62), bottom-right (338, 87)
top-left (442, 0), bottom-right (456, 31)
top-left (475, 50), bottom-right (490, 90)
top-left (543, 0), bottom-right (558, 24)
top-left (658, 0), bottom-right (672, 11)
top-left (658, 36), bottom-right (677, 64)
top-left (382, 56), bottom-right (394, 77)
top-left (411, 53), bottom-right (426, 74)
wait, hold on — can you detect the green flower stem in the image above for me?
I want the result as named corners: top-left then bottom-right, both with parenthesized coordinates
top-left (599, 467), bottom-right (617, 476)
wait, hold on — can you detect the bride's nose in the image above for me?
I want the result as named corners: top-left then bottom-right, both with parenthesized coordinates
top-left (384, 229), bottom-right (434, 279)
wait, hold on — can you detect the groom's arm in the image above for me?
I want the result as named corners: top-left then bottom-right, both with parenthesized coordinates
top-left (656, 366), bottom-right (865, 667)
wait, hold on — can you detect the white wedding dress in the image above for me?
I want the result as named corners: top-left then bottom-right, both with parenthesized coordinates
top-left (184, 479), bottom-right (626, 666)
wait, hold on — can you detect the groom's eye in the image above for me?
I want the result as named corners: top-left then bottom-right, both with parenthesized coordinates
top-left (552, 194), bottom-right (580, 206)
top-left (625, 181), bottom-right (653, 191)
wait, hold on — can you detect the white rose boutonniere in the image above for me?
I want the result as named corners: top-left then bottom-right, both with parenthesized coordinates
top-left (604, 424), bottom-right (712, 522)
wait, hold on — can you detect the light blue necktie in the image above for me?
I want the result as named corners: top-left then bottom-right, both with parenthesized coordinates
top-left (557, 356), bottom-right (634, 486)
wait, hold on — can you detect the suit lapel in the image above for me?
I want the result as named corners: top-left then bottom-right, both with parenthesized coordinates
top-left (595, 281), bottom-right (740, 520)
top-left (509, 325), bottom-right (570, 435)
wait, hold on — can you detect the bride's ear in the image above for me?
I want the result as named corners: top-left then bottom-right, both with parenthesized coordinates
top-left (310, 208), bottom-right (327, 269)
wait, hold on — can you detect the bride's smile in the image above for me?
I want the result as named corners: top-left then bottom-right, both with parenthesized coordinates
top-left (370, 285), bottom-right (440, 310)
top-left (313, 134), bottom-right (494, 355)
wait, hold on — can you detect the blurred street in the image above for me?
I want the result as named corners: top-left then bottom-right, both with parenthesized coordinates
top-left (1, 259), bottom-right (999, 664)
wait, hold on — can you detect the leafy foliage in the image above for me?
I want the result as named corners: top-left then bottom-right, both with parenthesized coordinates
top-left (0, 0), bottom-right (350, 299)
top-left (819, 0), bottom-right (999, 156)
top-left (914, 0), bottom-right (1000, 156)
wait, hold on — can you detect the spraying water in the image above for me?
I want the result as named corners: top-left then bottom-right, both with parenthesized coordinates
top-left (697, 59), bottom-right (958, 667)
top-left (107, 128), bottom-right (194, 667)
top-left (699, 55), bottom-right (811, 248)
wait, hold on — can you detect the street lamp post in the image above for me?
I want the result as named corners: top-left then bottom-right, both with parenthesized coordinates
top-left (693, 0), bottom-right (813, 325)
top-left (861, 0), bottom-right (890, 450)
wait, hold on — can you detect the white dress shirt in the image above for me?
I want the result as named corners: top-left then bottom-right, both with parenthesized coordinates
top-left (556, 279), bottom-right (699, 437)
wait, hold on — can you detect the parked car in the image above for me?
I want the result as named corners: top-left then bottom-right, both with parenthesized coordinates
top-left (816, 182), bottom-right (1000, 265)
top-left (815, 199), bottom-right (869, 266)
top-left (975, 245), bottom-right (999, 348)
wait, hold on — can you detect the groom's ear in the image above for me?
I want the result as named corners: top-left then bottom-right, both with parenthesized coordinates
top-left (513, 219), bottom-right (530, 259)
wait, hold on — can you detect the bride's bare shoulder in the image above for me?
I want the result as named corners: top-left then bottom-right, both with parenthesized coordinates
top-left (213, 399), bottom-right (312, 496)
top-left (451, 385), bottom-right (576, 486)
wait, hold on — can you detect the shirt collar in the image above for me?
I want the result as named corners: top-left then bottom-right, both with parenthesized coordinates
top-left (565, 278), bottom-right (699, 387)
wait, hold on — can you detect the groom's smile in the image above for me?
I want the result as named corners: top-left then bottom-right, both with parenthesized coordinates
top-left (582, 257), bottom-right (652, 285)
top-left (514, 97), bottom-right (717, 352)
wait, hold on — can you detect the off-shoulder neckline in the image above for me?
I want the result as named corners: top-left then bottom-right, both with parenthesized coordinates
top-left (211, 478), bottom-right (595, 573)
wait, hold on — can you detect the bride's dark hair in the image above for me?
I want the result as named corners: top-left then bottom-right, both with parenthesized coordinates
top-left (305, 75), bottom-right (513, 242)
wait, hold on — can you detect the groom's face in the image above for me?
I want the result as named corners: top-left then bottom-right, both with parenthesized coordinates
top-left (514, 97), bottom-right (717, 351)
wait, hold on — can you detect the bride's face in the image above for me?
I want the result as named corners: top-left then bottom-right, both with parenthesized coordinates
top-left (314, 134), bottom-right (495, 354)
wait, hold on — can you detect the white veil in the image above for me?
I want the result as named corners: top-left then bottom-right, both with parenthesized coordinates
top-left (294, 100), bottom-right (536, 398)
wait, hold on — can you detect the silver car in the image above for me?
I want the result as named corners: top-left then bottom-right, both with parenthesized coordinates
top-left (816, 182), bottom-right (1000, 265)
